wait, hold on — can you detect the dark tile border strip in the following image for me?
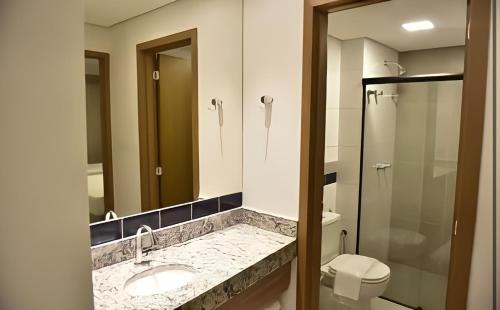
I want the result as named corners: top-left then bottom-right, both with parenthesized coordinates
top-left (89, 192), bottom-right (243, 246)
top-left (192, 197), bottom-right (219, 219)
top-left (324, 172), bottom-right (337, 185)
top-left (220, 192), bottom-right (243, 212)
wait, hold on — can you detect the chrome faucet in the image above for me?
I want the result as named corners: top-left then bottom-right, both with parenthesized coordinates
top-left (104, 210), bottom-right (118, 221)
top-left (134, 225), bottom-right (158, 264)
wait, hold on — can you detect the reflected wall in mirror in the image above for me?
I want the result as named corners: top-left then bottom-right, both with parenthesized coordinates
top-left (84, 0), bottom-right (243, 223)
top-left (85, 51), bottom-right (114, 223)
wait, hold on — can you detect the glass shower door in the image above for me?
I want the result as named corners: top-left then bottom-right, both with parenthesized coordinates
top-left (358, 78), bottom-right (463, 310)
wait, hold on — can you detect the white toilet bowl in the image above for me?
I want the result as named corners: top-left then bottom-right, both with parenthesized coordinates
top-left (320, 212), bottom-right (391, 309)
top-left (321, 254), bottom-right (390, 300)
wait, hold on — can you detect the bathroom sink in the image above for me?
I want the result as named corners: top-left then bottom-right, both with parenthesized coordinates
top-left (124, 264), bottom-right (196, 296)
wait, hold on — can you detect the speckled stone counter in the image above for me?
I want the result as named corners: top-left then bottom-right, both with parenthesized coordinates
top-left (92, 224), bottom-right (296, 310)
top-left (91, 208), bottom-right (296, 270)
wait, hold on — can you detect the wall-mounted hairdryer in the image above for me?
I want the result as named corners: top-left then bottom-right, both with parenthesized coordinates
top-left (211, 98), bottom-right (224, 156)
top-left (260, 95), bottom-right (273, 160)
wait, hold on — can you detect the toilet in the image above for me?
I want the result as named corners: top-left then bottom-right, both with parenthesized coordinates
top-left (319, 212), bottom-right (390, 310)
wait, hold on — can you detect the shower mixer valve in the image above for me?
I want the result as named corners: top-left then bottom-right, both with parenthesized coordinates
top-left (372, 163), bottom-right (392, 170)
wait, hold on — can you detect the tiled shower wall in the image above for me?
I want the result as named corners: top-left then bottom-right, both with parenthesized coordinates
top-left (323, 35), bottom-right (342, 213)
top-left (358, 39), bottom-right (399, 261)
top-left (325, 35), bottom-right (341, 164)
top-left (330, 40), bottom-right (464, 258)
top-left (330, 38), bottom-right (398, 254)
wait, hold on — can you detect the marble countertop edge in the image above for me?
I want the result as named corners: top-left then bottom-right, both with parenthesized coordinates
top-left (179, 241), bottom-right (297, 309)
top-left (92, 224), bottom-right (297, 310)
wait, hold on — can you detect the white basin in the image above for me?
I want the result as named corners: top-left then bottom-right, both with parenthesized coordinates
top-left (124, 264), bottom-right (195, 296)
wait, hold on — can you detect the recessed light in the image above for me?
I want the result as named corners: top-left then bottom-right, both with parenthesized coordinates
top-left (402, 20), bottom-right (434, 32)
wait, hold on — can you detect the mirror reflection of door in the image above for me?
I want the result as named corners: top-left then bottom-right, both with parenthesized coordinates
top-left (85, 51), bottom-right (114, 223)
top-left (137, 30), bottom-right (199, 212)
top-left (156, 46), bottom-right (195, 207)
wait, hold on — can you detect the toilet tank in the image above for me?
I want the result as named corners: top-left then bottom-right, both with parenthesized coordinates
top-left (321, 212), bottom-right (341, 265)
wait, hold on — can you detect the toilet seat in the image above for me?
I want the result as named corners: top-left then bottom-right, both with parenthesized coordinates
top-left (321, 254), bottom-right (390, 284)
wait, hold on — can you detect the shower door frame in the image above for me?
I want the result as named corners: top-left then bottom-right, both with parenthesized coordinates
top-left (298, 0), bottom-right (491, 310)
top-left (357, 74), bottom-right (465, 309)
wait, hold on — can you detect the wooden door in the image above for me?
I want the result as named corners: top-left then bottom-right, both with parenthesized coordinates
top-left (157, 54), bottom-right (194, 207)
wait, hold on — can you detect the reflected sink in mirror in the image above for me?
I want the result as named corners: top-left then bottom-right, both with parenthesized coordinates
top-left (124, 264), bottom-right (196, 297)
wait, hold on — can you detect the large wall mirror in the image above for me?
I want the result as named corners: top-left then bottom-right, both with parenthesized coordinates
top-left (84, 0), bottom-right (243, 225)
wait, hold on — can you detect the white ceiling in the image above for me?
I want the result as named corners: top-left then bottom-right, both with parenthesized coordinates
top-left (328, 0), bottom-right (467, 52)
top-left (85, 0), bottom-right (177, 27)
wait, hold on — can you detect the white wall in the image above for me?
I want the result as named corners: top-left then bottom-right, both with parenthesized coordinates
top-left (399, 46), bottom-right (465, 76)
top-left (467, 16), bottom-right (495, 309)
top-left (85, 0), bottom-right (243, 217)
top-left (242, 0), bottom-right (303, 220)
top-left (85, 23), bottom-right (111, 53)
top-left (334, 38), bottom-right (398, 254)
top-left (243, 0), bottom-right (303, 308)
top-left (323, 35), bottom-right (342, 214)
top-left (325, 35), bottom-right (341, 164)
top-left (241, 1), bottom-right (495, 308)
top-left (358, 39), bottom-right (398, 260)
top-left (467, 60), bottom-right (494, 309)
top-left (0, 0), bottom-right (94, 309)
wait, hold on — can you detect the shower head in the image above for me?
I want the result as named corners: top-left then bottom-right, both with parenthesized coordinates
top-left (384, 61), bottom-right (407, 76)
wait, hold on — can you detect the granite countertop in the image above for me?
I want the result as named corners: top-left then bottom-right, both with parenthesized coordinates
top-left (92, 224), bottom-right (296, 310)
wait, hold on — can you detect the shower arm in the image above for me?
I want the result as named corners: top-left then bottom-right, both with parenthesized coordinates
top-left (384, 61), bottom-right (407, 76)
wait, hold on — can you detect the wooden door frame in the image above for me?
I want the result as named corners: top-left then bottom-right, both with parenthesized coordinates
top-left (136, 29), bottom-right (199, 212)
top-left (85, 50), bottom-right (114, 213)
top-left (298, 0), bottom-right (491, 309)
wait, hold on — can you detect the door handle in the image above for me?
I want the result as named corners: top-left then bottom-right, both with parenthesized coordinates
top-left (155, 166), bottom-right (163, 176)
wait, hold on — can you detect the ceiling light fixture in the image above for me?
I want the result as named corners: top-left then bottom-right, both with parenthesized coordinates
top-left (402, 20), bottom-right (434, 32)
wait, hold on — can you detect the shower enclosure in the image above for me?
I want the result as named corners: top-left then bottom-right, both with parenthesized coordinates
top-left (357, 74), bottom-right (464, 310)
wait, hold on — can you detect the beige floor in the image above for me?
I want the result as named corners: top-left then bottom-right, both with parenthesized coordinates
top-left (319, 284), bottom-right (412, 310)
top-left (371, 298), bottom-right (412, 310)
top-left (383, 260), bottom-right (447, 310)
